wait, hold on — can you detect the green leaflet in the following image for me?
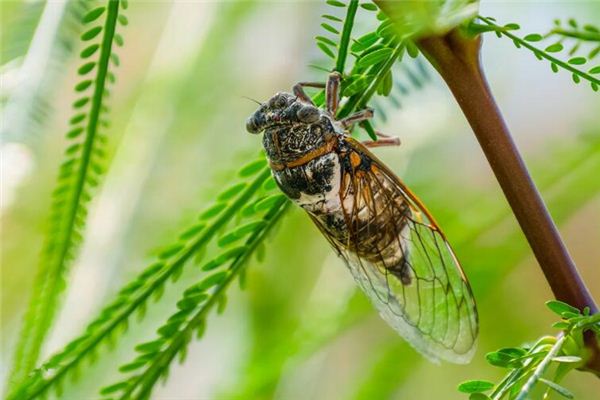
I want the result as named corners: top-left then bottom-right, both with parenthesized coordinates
top-left (6, 166), bottom-right (272, 400)
top-left (6, 0), bottom-right (126, 392)
top-left (478, 16), bottom-right (600, 92)
top-left (100, 199), bottom-right (290, 400)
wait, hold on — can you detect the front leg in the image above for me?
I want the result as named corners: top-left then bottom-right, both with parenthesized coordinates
top-left (293, 81), bottom-right (325, 105)
top-left (293, 72), bottom-right (342, 116)
top-left (326, 72), bottom-right (341, 115)
top-left (362, 136), bottom-right (401, 148)
top-left (340, 108), bottom-right (374, 129)
top-left (339, 108), bottom-right (400, 148)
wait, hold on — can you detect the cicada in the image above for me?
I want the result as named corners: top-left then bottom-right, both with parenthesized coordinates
top-left (246, 72), bottom-right (478, 363)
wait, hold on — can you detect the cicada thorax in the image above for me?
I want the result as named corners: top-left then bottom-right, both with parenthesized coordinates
top-left (262, 117), bottom-right (336, 165)
top-left (265, 120), bottom-right (343, 211)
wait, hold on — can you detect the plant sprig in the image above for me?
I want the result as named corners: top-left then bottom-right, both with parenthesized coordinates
top-left (100, 198), bottom-right (289, 400)
top-left (458, 301), bottom-right (599, 400)
top-left (475, 16), bottom-right (600, 91)
top-left (547, 19), bottom-right (600, 60)
top-left (7, 0), bottom-right (127, 391)
top-left (6, 159), bottom-right (273, 400)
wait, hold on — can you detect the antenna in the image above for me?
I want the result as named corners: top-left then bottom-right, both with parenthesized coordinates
top-left (241, 96), bottom-right (262, 105)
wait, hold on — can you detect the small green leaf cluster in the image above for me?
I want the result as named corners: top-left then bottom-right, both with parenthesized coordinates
top-left (457, 301), bottom-right (599, 400)
top-left (476, 17), bottom-right (600, 91)
top-left (547, 19), bottom-right (600, 61)
top-left (7, 0), bottom-right (129, 392)
top-left (316, 3), bottom-right (422, 103)
top-left (316, 0), bottom-right (378, 64)
top-left (373, 0), bottom-right (480, 39)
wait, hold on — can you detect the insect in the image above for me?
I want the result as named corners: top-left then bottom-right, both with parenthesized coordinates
top-left (246, 72), bottom-right (478, 363)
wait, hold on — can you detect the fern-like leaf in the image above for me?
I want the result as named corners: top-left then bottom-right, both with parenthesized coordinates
top-left (547, 19), bottom-right (600, 61)
top-left (477, 16), bottom-right (600, 92)
top-left (6, 161), bottom-right (273, 400)
top-left (6, 0), bottom-right (127, 391)
top-left (100, 197), bottom-right (289, 400)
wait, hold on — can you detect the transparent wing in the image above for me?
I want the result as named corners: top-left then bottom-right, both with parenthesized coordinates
top-left (308, 138), bottom-right (478, 363)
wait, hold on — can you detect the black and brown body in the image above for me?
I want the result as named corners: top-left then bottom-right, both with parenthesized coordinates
top-left (246, 77), bottom-right (478, 364)
top-left (247, 92), bottom-right (412, 283)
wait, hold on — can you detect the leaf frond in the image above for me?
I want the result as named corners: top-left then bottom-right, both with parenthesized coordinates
top-left (547, 19), bottom-right (600, 61)
top-left (476, 16), bottom-right (600, 92)
top-left (458, 302), bottom-right (598, 400)
top-left (6, 162), bottom-right (273, 400)
top-left (6, 0), bottom-right (126, 391)
top-left (100, 198), bottom-right (290, 400)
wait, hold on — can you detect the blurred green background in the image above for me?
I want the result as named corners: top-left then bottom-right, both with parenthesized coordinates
top-left (1, 1), bottom-right (599, 399)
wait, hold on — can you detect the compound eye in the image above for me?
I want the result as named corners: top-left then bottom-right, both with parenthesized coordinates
top-left (270, 94), bottom-right (288, 109)
top-left (277, 96), bottom-right (288, 108)
top-left (297, 106), bottom-right (320, 123)
top-left (246, 116), bottom-right (260, 134)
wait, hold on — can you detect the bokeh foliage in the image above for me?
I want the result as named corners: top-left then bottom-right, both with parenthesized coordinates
top-left (1, 1), bottom-right (599, 399)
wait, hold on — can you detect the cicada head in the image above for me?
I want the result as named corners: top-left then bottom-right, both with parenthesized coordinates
top-left (245, 92), bottom-right (322, 134)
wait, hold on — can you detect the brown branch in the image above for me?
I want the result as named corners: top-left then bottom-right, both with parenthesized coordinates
top-left (414, 29), bottom-right (599, 375)
top-left (373, 0), bottom-right (598, 375)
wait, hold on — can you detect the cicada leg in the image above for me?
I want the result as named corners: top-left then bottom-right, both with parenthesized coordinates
top-left (340, 108), bottom-right (374, 129)
top-left (362, 127), bottom-right (401, 147)
top-left (293, 72), bottom-right (342, 116)
top-left (293, 81), bottom-right (325, 105)
top-left (340, 109), bottom-right (401, 148)
top-left (362, 135), bottom-right (401, 148)
top-left (326, 72), bottom-right (341, 115)
top-left (296, 73), bottom-right (400, 148)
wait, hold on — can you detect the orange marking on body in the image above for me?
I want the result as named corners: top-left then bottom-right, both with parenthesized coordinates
top-left (350, 152), bottom-right (361, 168)
top-left (270, 137), bottom-right (337, 171)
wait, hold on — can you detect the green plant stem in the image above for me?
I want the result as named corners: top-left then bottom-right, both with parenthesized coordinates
top-left (338, 42), bottom-right (405, 118)
top-left (515, 335), bottom-right (566, 400)
top-left (119, 199), bottom-right (290, 400)
top-left (7, 0), bottom-right (121, 390)
top-left (356, 42), bottom-right (404, 109)
top-left (56, 0), bottom-right (119, 294)
top-left (412, 28), bottom-right (600, 374)
top-left (551, 28), bottom-right (600, 42)
top-left (335, 0), bottom-right (359, 73)
top-left (480, 17), bottom-right (600, 86)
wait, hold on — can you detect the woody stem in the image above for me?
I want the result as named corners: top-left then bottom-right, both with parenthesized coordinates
top-left (414, 28), bottom-right (599, 375)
